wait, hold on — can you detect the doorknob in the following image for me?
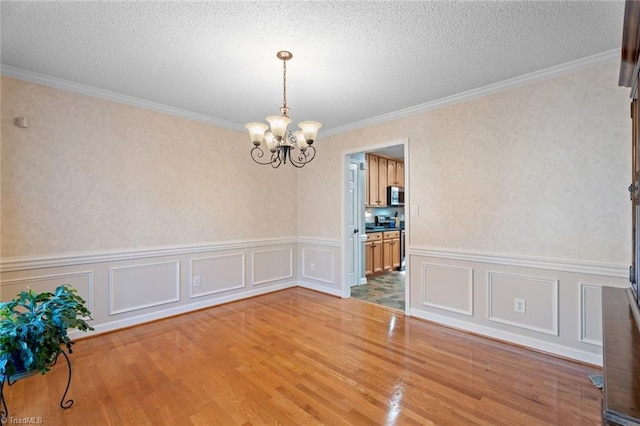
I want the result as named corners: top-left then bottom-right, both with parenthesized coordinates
top-left (353, 228), bottom-right (359, 234)
top-left (630, 183), bottom-right (638, 200)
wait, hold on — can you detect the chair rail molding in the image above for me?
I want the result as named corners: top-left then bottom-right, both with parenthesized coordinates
top-left (0, 237), bottom-right (298, 272)
top-left (409, 247), bottom-right (627, 278)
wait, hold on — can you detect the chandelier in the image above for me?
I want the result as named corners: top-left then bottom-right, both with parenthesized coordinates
top-left (245, 51), bottom-right (321, 168)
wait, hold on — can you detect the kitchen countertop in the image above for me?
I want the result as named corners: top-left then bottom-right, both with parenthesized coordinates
top-left (365, 227), bottom-right (404, 233)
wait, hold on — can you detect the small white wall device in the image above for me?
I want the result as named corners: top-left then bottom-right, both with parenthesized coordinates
top-left (14, 117), bottom-right (30, 128)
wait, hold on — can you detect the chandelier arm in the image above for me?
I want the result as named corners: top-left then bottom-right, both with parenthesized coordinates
top-left (287, 146), bottom-right (316, 168)
top-left (287, 150), bottom-right (307, 168)
top-left (304, 146), bottom-right (316, 163)
top-left (251, 146), bottom-right (277, 166)
top-left (287, 147), bottom-right (304, 167)
top-left (271, 150), bottom-right (284, 168)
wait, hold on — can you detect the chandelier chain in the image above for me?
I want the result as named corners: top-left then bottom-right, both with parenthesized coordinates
top-left (282, 59), bottom-right (287, 111)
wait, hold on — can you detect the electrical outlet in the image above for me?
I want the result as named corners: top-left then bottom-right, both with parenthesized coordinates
top-left (193, 276), bottom-right (201, 287)
top-left (514, 298), bottom-right (526, 313)
top-left (310, 262), bottom-right (315, 272)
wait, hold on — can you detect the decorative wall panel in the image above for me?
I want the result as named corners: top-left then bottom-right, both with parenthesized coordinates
top-left (109, 261), bottom-right (180, 315)
top-left (302, 248), bottom-right (334, 284)
top-left (0, 271), bottom-right (94, 314)
top-left (422, 263), bottom-right (473, 315)
top-left (252, 248), bottom-right (293, 286)
top-left (580, 283), bottom-right (603, 345)
top-left (190, 253), bottom-right (245, 298)
top-left (488, 272), bottom-right (559, 335)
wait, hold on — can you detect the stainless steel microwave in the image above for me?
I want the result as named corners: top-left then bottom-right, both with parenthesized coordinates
top-left (387, 186), bottom-right (404, 206)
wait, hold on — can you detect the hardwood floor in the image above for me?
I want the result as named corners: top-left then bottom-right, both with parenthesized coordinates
top-left (2, 288), bottom-right (602, 425)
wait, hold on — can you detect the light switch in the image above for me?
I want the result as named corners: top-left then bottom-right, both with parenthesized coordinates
top-left (411, 205), bottom-right (419, 216)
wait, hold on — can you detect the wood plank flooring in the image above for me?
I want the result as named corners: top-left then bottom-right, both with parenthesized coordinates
top-left (2, 288), bottom-right (602, 425)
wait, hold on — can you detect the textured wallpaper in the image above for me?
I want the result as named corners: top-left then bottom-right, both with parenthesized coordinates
top-left (298, 63), bottom-right (631, 264)
top-left (2, 63), bottom-right (631, 264)
top-left (1, 77), bottom-right (297, 257)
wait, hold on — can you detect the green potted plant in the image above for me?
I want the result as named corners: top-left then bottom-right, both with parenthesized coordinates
top-left (0, 284), bottom-right (94, 378)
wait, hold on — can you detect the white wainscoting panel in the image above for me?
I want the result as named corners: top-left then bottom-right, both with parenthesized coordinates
top-left (409, 248), bottom-right (629, 364)
top-left (0, 239), bottom-right (301, 342)
top-left (252, 248), bottom-right (293, 286)
top-left (0, 271), bottom-right (94, 314)
top-left (422, 263), bottom-right (473, 315)
top-left (488, 272), bottom-right (559, 336)
top-left (190, 253), bottom-right (245, 298)
top-left (579, 283), bottom-right (603, 346)
top-left (109, 261), bottom-right (180, 315)
top-left (302, 248), bottom-right (334, 284)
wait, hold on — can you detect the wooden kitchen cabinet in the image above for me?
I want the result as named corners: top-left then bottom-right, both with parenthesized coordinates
top-left (366, 153), bottom-right (404, 206)
top-left (396, 161), bottom-right (405, 187)
top-left (382, 239), bottom-right (392, 271)
top-left (383, 230), bottom-right (401, 271)
top-left (366, 154), bottom-right (379, 206)
top-left (387, 160), bottom-right (397, 187)
top-left (377, 157), bottom-right (388, 206)
top-left (365, 232), bottom-right (383, 275)
top-left (387, 159), bottom-right (404, 187)
top-left (365, 241), bottom-right (373, 276)
top-left (366, 231), bottom-right (400, 276)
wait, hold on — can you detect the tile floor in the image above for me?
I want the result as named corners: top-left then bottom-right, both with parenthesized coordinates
top-left (350, 271), bottom-right (405, 311)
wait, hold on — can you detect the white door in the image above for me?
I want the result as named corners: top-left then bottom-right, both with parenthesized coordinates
top-left (347, 162), bottom-right (361, 287)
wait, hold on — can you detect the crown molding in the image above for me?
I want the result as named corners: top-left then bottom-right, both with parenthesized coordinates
top-left (322, 49), bottom-right (622, 137)
top-left (2, 49), bottom-right (621, 137)
top-left (0, 65), bottom-right (246, 132)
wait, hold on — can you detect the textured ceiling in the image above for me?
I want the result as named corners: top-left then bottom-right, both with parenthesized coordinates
top-left (0, 1), bottom-right (625, 134)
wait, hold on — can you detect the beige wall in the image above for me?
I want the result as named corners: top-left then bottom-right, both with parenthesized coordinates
top-left (1, 76), bottom-right (297, 257)
top-left (3, 63), bottom-right (627, 262)
top-left (299, 63), bottom-right (631, 264)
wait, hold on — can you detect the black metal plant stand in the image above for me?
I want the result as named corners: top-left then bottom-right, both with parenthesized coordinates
top-left (0, 345), bottom-right (74, 421)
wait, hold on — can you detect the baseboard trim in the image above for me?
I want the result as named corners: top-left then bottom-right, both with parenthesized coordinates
top-left (297, 280), bottom-right (343, 297)
top-left (69, 281), bottom-right (297, 339)
top-left (410, 247), bottom-right (627, 278)
top-left (409, 308), bottom-right (602, 366)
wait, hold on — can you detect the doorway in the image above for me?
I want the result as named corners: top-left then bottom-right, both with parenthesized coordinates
top-left (342, 139), bottom-right (409, 314)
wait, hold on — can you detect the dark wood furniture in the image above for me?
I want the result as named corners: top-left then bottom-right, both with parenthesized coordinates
top-left (602, 287), bottom-right (640, 425)
top-left (620, 0), bottom-right (640, 302)
top-left (607, 2), bottom-right (640, 424)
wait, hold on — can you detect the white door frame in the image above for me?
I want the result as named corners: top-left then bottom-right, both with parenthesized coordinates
top-left (340, 138), bottom-right (410, 315)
